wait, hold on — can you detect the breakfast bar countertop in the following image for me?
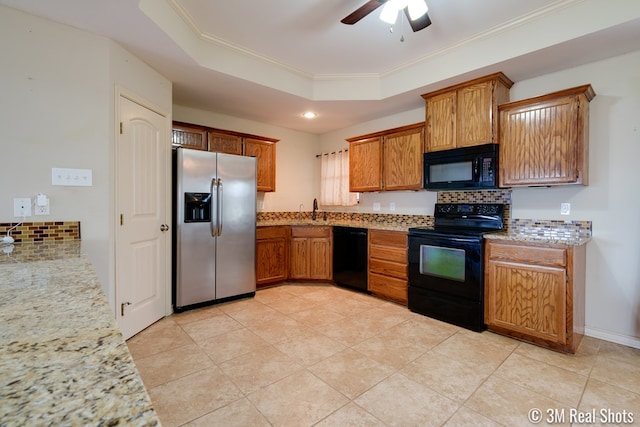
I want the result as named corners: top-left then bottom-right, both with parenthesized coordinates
top-left (0, 241), bottom-right (159, 426)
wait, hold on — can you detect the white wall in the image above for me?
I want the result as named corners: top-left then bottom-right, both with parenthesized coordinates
top-left (0, 7), bottom-right (172, 310)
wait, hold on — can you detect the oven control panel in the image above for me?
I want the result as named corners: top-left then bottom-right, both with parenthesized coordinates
top-left (434, 203), bottom-right (503, 216)
top-left (433, 203), bottom-right (505, 231)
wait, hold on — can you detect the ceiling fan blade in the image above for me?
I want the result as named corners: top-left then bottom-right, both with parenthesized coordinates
top-left (341, 0), bottom-right (387, 25)
top-left (405, 9), bottom-right (432, 32)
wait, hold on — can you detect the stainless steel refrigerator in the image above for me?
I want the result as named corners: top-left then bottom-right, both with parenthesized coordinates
top-left (173, 147), bottom-right (256, 311)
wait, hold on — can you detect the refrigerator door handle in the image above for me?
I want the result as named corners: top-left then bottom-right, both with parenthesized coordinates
top-left (210, 177), bottom-right (218, 237)
top-left (217, 178), bottom-right (223, 236)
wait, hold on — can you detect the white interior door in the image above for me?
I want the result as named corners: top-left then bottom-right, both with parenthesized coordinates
top-left (116, 94), bottom-right (170, 339)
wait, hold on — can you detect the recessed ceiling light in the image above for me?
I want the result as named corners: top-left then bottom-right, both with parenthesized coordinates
top-left (302, 111), bottom-right (317, 119)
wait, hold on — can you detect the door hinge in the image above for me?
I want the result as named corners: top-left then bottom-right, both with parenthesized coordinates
top-left (120, 122), bottom-right (123, 134)
top-left (120, 214), bottom-right (123, 226)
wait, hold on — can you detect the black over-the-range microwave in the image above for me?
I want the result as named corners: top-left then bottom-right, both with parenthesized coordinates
top-left (423, 143), bottom-right (498, 191)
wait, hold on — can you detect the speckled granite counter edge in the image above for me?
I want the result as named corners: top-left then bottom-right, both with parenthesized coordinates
top-left (0, 241), bottom-right (160, 426)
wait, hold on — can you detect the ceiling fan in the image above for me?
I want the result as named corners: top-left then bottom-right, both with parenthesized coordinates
top-left (341, 0), bottom-right (432, 32)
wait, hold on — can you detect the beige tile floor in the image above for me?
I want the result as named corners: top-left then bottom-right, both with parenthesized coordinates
top-left (127, 283), bottom-right (640, 427)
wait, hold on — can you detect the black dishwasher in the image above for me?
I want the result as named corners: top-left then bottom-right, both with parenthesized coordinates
top-left (332, 226), bottom-right (368, 292)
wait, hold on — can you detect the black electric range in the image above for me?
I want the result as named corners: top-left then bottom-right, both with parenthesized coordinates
top-left (407, 203), bottom-right (505, 331)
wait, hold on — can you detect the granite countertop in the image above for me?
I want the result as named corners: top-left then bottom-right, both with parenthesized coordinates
top-left (0, 241), bottom-right (160, 426)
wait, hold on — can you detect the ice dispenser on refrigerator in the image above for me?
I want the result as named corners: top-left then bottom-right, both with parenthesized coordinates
top-left (184, 192), bottom-right (211, 222)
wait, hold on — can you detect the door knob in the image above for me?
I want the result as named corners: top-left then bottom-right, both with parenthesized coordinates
top-left (160, 224), bottom-right (170, 231)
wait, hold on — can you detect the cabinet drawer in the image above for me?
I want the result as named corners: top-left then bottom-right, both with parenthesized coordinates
top-left (369, 229), bottom-right (407, 248)
top-left (369, 245), bottom-right (406, 264)
top-left (257, 226), bottom-right (289, 240)
top-left (369, 259), bottom-right (407, 279)
top-left (291, 226), bottom-right (331, 238)
top-left (488, 242), bottom-right (566, 267)
top-left (368, 273), bottom-right (407, 304)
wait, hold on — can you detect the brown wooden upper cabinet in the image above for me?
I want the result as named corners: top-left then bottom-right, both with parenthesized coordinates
top-left (244, 138), bottom-right (277, 192)
top-left (348, 137), bottom-right (382, 192)
top-left (172, 121), bottom-right (278, 192)
top-left (421, 72), bottom-right (513, 152)
top-left (172, 123), bottom-right (208, 151)
top-left (347, 123), bottom-right (424, 192)
top-left (498, 85), bottom-right (595, 187)
top-left (208, 131), bottom-right (242, 155)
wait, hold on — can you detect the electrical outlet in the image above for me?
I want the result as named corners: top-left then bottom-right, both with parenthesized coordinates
top-left (35, 195), bottom-right (50, 216)
top-left (560, 202), bottom-right (571, 215)
top-left (373, 202), bottom-right (381, 212)
top-left (389, 202), bottom-right (396, 211)
top-left (13, 198), bottom-right (32, 217)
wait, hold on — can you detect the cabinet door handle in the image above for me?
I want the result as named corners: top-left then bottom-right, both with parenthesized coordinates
top-left (160, 224), bottom-right (170, 231)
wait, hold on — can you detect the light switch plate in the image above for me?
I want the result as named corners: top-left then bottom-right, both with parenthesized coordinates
top-left (52, 168), bottom-right (93, 186)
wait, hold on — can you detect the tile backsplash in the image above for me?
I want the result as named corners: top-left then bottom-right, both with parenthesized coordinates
top-left (0, 221), bottom-right (80, 243)
top-left (436, 189), bottom-right (512, 205)
top-left (507, 218), bottom-right (592, 240)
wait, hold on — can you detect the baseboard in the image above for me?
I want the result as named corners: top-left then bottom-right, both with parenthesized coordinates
top-left (585, 327), bottom-right (640, 349)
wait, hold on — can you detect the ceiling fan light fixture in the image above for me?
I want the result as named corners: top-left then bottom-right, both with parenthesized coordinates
top-left (407, 0), bottom-right (428, 20)
top-left (380, 1), bottom-right (399, 24)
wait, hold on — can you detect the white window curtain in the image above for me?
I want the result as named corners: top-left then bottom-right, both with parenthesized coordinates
top-left (320, 150), bottom-right (358, 206)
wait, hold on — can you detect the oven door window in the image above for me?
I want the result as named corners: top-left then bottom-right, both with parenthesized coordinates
top-left (419, 244), bottom-right (465, 282)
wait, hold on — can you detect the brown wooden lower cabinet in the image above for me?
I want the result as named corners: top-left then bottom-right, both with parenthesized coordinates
top-left (484, 239), bottom-right (586, 353)
top-left (368, 229), bottom-right (408, 304)
top-left (289, 226), bottom-right (332, 281)
top-left (256, 226), bottom-right (290, 288)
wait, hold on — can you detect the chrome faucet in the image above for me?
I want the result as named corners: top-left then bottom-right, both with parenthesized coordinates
top-left (312, 198), bottom-right (318, 220)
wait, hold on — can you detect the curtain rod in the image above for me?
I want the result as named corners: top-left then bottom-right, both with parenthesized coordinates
top-left (315, 149), bottom-right (348, 158)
